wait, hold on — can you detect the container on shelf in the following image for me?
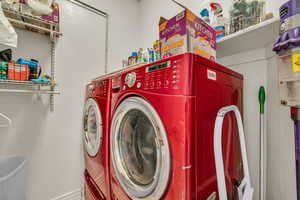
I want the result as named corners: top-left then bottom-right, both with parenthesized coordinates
top-left (229, 0), bottom-right (266, 34)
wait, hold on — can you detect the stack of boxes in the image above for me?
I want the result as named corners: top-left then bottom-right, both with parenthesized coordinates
top-left (0, 62), bottom-right (30, 81)
top-left (159, 9), bottom-right (216, 61)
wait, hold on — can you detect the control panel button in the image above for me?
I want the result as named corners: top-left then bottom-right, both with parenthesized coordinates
top-left (157, 81), bottom-right (162, 87)
top-left (164, 80), bottom-right (169, 87)
top-left (125, 72), bottom-right (137, 88)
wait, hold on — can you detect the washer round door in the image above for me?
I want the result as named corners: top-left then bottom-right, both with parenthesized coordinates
top-left (111, 97), bottom-right (171, 200)
top-left (83, 98), bottom-right (103, 157)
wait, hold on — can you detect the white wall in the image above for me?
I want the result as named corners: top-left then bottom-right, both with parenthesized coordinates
top-left (138, 0), bottom-right (296, 199)
top-left (0, 0), bottom-right (140, 200)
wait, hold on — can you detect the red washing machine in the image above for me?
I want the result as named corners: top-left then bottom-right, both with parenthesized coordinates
top-left (83, 78), bottom-right (112, 200)
top-left (109, 53), bottom-right (244, 200)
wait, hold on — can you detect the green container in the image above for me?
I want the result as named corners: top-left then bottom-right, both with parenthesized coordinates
top-left (0, 62), bottom-right (8, 80)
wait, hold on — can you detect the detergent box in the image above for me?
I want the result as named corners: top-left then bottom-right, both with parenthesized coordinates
top-left (7, 63), bottom-right (30, 81)
top-left (159, 9), bottom-right (216, 61)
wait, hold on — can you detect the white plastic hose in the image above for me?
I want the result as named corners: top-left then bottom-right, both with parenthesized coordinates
top-left (214, 105), bottom-right (253, 200)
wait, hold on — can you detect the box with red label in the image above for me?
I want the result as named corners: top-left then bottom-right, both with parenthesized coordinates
top-left (20, 64), bottom-right (30, 81)
top-left (159, 9), bottom-right (216, 61)
top-left (8, 62), bottom-right (15, 80)
top-left (8, 63), bottom-right (30, 81)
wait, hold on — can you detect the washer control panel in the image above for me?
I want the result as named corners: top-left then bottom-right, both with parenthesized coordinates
top-left (93, 80), bottom-right (109, 97)
top-left (120, 55), bottom-right (186, 94)
top-left (144, 60), bottom-right (182, 91)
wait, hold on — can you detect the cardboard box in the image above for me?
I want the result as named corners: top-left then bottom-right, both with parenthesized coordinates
top-left (13, 64), bottom-right (21, 81)
top-left (159, 9), bottom-right (216, 61)
top-left (7, 63), bottom-right (30, 81)
top-left (20, 64), bottom-right (30, 81)
top-left (8, 62), bottom-right (15, 80)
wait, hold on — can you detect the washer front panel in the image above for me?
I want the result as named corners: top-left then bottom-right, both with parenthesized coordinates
top-left (83, 98), bottom-right (103, 157)
top-left (110, 97), bottom-right (171, 200)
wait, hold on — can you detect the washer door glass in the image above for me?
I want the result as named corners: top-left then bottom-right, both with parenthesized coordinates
top-left (83, 98), bottom-right (102, 157)
top-left (119, 109), bottom-right (157, 186)
top-left (111, 97), bottom-right (170, 199)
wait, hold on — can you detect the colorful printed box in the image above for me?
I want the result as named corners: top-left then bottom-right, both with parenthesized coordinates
top-left (159, 9), bottom-right (216, 61)
top-left (7, 63), bottom-right (30, 81)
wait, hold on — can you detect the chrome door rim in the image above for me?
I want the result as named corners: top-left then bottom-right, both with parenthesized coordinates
top-left (83, 98), bottom-right (103, 157)
top-left (110, 97), bottom-right (171, 200)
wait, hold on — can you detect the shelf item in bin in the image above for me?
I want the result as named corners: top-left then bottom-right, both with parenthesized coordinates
top-left (0, 49), bottom-right (12, 62)
top-left (148, 48), bottom-right (154, 63)
top-left (16, 58), bottom-right (41, 80)
top-left (16, 58), bottom-right (38, 68)
top-left (0, 62), bottom-right (8, 80)
top-left (214, 25), bottom-right (226, 40)
top-left (264, 13), bottom-right (274, 21)
top-left (31, 75), bottom-right (50, 84)
top-left (7, 62), bottom-right (30, 81)
top-left (200, 8), bottom-right (210, 24)
top-left (210, 2), bottom-right (223, 19)
top-left (159, 9), bottom-right (216, 61)
top-left (137, 48), bottom-right (147, 63)
top-left (210, 3), bottom-right (228, 40)
top-left (229, 0), bottom-right (266, 34)
top-left (128, 52), bottom-right (138, 66)
top-left (7, 62), bottom-right (14, 80)
top-left (41, 2), bottom-right (59, 23)
top-left (153, 40), bottom-right (161, 61)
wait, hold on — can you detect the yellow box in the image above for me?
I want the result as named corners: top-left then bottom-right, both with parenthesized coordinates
top-left (292, 53), bottom-right (300, 72)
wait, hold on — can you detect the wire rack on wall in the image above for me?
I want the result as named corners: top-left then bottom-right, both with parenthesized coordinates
top-left (0, 4), bottom-right (62, 111)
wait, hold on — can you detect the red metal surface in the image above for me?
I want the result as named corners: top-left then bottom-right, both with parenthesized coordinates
top-left (84, 78), bottom-right (112, 200)
top-left (84, 53), bottom-right (244, 200)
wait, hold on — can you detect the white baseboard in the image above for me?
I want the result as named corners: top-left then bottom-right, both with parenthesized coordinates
top-left (50, 189), bottom-right (82, 200)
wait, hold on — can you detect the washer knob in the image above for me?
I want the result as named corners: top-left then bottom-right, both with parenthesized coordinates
top-left (125, 72), bottom-right (137, 88)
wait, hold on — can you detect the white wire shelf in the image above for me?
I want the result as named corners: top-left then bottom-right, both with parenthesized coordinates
top-left (0, 79), bottom-right (53, 86)
top-left (0, 79), bottom-right (59, 94)
top-left (217, 18), bottom-right (280, 58)
top-left (2, 7), bottom-right (62, 39)
top-left (0, 88), bottom-right (59, 94)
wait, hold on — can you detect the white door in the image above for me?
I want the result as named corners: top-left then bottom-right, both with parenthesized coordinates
top-left (83, 98), bottom-right (102, 157)
top-left (110, 97), bottom-right (171, 200)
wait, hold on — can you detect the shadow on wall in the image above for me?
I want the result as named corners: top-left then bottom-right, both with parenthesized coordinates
top-left (0, 93), bottom-right (48, 156)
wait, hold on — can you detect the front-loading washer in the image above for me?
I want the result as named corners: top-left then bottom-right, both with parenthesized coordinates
top-left (83, 78), bottom-right (112, 200)
top-left (108, 53), bottom-right (245, 200)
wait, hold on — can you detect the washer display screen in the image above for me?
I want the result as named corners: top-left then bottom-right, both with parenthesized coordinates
top-left (118, 109), bottom-right (157, 186)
